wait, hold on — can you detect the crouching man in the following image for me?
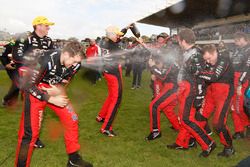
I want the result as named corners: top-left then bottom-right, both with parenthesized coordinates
top-left (15, 41), bottom-right (93, 167)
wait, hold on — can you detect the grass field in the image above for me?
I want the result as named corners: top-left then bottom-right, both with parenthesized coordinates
top-left (0, 69), bottom-right (250, 167)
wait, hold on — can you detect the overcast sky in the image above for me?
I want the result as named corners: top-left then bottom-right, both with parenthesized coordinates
top-left (0, 0), bottom-right (181, 39)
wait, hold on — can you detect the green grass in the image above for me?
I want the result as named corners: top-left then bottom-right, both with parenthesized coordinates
top-left (0, 70), bottom-right (250, 167)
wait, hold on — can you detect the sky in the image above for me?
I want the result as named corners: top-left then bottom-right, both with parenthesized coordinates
top-left (0, 0), bottom-right (181, 39)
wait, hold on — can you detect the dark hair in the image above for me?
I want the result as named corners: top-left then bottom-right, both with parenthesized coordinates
top-left (203, 44), bottom-right (217, 54)
top-left (178, 28), bottom-right (196, 44)
top-left (62, 41), bottom-right (84, 58)
top-left (234, 32), bottom-right (249, 41)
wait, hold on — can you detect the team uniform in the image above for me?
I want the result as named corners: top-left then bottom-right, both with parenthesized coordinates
top-left (146, 61), bottom-right (180, 140)
top-left (96, 38), bottom-right (123, 136)
top-left (171, 46), bottom-right (214, 152)
top-left (15, 50), bottom-right (81, 167)
top-left (12, 31), bottom-right (54, 147)
top-left (197, 52), bottom-right (235, 155)
top-left (0, 43), bottom-right (19, 105)
top-left (230, 44), bottom-right (250, 137)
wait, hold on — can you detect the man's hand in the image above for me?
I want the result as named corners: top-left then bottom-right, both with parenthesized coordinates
top-left (237, 85), bottom-right (242, 96)
top-left (41, 84), bottom-right (65, 96)
top-left (48, 95), bottom-right (69, 108)
top-left (148, 58), bottom-right (155, 67)
top-left (5, 63), bottom-right (15, 70)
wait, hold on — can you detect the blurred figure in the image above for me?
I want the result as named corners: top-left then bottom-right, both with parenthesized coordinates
top-left (0, 40), bottom-right (19, 107)
top-left (85, 39), bottom-right (102, 84)
top-left (231, 32), bottom-right (250, 139)
top-left (145, 55), bottom-right (180, 140)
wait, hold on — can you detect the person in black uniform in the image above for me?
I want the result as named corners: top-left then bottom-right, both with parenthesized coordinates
top-left (0, 40), bottom-right (19, 106)
top-left (12, 16), bottom-right (55, 148)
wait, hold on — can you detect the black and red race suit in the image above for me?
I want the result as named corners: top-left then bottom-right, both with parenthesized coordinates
top-left (149, 62), bottom-right (180, 132)
top-left (197, 52), bottom-right (234, 148)
top-left (97, 39), bottom-right (123, 132)
top-left (175, 46), bottom-right (213, 150)
top-left (15, 50), bottom-right (81, 167)
top-left (230, 44), bottom-right (250, 133)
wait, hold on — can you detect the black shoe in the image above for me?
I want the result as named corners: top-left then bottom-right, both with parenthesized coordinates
top-left (246, 126), bottom-right (250, 138)
top-left (1, 99), bottom-right (8, 107)
top-left (67, 154), bottom-right (93, 167)
top-left (166, 143), bottom-right (188, 150)
top-left (34, 138), bottom-right (45, 148)
top-left (96, 116), bottom-right (104, 123)
top-left (217, 147), bottom-right (235, 157)
top-left (131, 86), bottom-right (136, 90)
top-left (145, 131), bottom-right (161, 141)
top-left (199, 142), bottom-right (216, 157)
top-left (204, 123), bottom-right (213, 136)
top-left (232, 132), bottom-right (245, 140)
top-left (188, 138), bottom-right (197, 149)
top-left (101, 129), bottom-right (116, 137)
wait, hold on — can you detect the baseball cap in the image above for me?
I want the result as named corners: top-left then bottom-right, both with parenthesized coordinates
top-left (32, 16), bottom-right (55, 26)
top-left (105, 26), bottom-right (124, 36)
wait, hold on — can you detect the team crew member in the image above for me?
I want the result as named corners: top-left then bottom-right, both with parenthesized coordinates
top-left (145, 56), bottom-right (180, 140)
top-left (231, 32), bottom-right (250, 139)
top-left (12, 16), bottom-right (54, 148)
top-left (96, 26), bottom-right (125, 137)
top-left (167, 29), bottom-right (215, 157)
top-left (15, 41), bottom-right (92, 167)
top-left (0, 40), bottom-right (19, 106)
top-left (196, 44), bottom-right (235, 157)
top-left (85, 39), bottom-right (102, 84)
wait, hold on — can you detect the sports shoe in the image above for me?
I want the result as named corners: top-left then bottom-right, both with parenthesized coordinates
top-left (204, 123), bottom-right (213, 136)
top-left (67, 154), bottom-right (93, 167)
top-left (2, 99), bottom-right (8, 107)
top-left (136, 85), bottom-right (141, 89)
top-left (145, 131), bottom-right (161, 141)
top-left (101, 129), bottom-right (116, 137)
top-left (217, 147), bottom-right (235, 157)
top-left (199, 142), bottom-right (216, 157)
top-left (131, 86), bottom-right (136, 90)
top-left (188, 138), bottom-right (197, 149)
top-left (34, 138), bottom-right (45, 148)
top-left (232, 132), bottom-right (245, 140)
top-left (166, 143), bottom-right (188, 150)
top-left (96, 116), bottom-right (104, 123)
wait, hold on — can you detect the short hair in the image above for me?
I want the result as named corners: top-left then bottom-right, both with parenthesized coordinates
top-left (202, 44), bottom-right (217, 54)
top-left (178, 28), bottom-right (196, 44)
top-left (234, 32), bottom-right (249, 41)
top-left (62, 41), bottom-right (84, 58)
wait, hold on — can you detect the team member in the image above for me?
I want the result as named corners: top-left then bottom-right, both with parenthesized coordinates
top-left (12, 16), bottom-right (55, 148)
top-left (196, 44), bottom-right (235, 157)
top-left (167, 29), bottom-right (215, 157)
top-left (0, 40), bottom-right (19, 106)
top-left (85, 39), bottom-right (102, 84)
top-left (145, 55), bottom-right (180, 140)
top-left (96, 26), bottom-right (125, 137)
top-left (231, 32), bottom-right (250, 139)
top-left (15, 41), bottom-right (92, 167)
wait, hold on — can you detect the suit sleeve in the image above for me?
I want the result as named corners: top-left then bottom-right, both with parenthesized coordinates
top-left (22, 57), bottom-right (50, 101)
top-left (0, 44), bottom-right (12, 66)
top-left (197, 59), bottom-right (228, 82)
top-left (12, 36), bottom-right (29, 64)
